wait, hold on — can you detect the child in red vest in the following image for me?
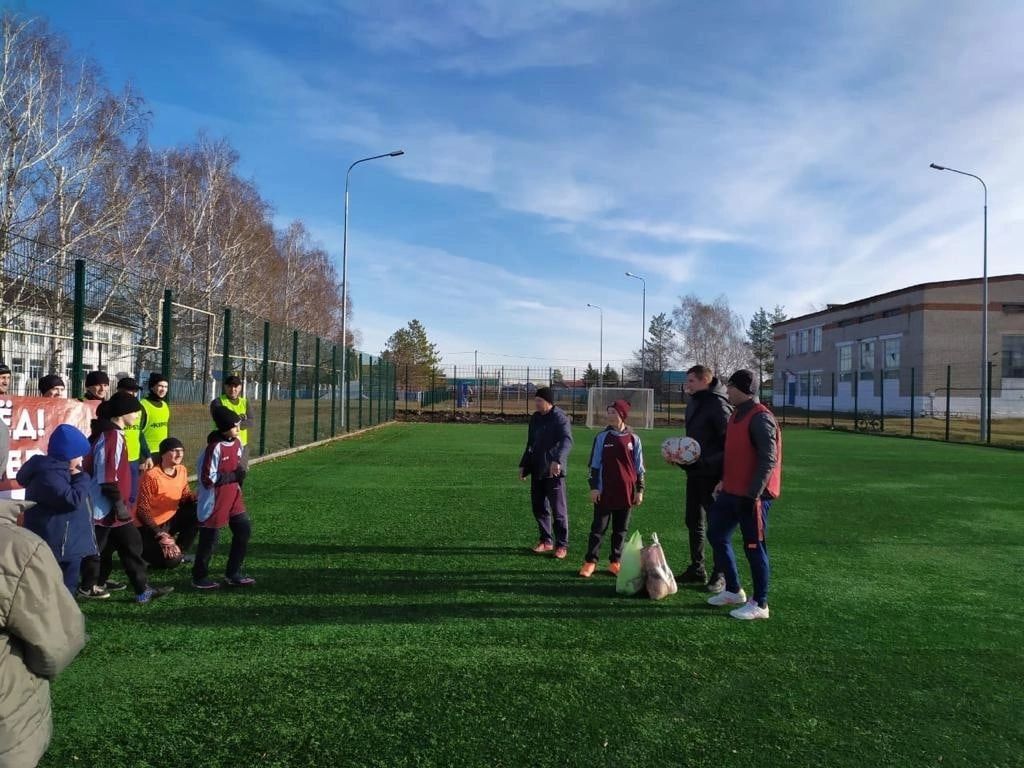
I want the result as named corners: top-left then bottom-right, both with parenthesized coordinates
top-left (192, 405), bottom-right (254, 590)
top-left (579, 399), bottom-right (645, 577)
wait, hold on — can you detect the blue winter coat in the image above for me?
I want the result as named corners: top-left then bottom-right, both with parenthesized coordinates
top-left (16, 455), bottom-right (98, 562)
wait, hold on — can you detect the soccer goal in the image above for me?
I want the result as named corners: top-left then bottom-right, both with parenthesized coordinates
top-left (586, 388), bottom-right (655, 430)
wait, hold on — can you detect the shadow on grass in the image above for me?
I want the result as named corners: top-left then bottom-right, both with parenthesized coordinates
top-left (245, 542), bottom-right (542, 558)
top-left (128, 565), bottom-right (719, 627)
top-left (138, 595), bottom-right (713, 628)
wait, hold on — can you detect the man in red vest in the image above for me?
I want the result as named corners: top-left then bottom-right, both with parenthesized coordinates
top-left (707, 369), bottom-right (782, 620)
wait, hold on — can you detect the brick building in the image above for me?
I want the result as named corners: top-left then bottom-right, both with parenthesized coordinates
top-left (772, 275), bottom-right (1024, 417)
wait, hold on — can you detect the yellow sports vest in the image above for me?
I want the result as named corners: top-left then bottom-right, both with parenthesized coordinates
top-left (217, 395), bottom-right (249, 446)
top-left (123, 420), bottom-right (143, 462)
top-left (140, 397), bottom-right (170, 453)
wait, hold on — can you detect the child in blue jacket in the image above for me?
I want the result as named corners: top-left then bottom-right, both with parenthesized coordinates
top-left (17, 424), bottom-right (98, 594)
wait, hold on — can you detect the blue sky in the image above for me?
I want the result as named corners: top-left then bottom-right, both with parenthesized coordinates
top-left (26, 0), bottom-right (1024, 371)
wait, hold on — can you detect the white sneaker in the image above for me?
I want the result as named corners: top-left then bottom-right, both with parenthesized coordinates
top-left (707, 589), bottom-right (747, 606)
top-left (730, 601), bottom-right (770, 620)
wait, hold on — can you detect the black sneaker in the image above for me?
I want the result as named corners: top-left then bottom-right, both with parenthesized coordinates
top-left (679, 565), bottom-right (708, 584)
top-left (77, 586), bottom-right (110, 600)
top-left (706, 574), bottom-right (726, 594)
top-left (104, 580), bottom-right (128, 592)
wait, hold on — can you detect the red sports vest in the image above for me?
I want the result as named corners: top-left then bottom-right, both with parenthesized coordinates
top-left (722, 403), bottom-right (782, 499)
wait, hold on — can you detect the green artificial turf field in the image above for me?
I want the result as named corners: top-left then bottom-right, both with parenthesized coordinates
top-left (43, 424), bottom-right (1024, 768)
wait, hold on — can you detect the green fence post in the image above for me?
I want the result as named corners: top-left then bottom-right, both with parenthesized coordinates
top-left (987, 361), bottom-right (993, 444)
top-left (910, 367), bottom-right (915, 437)
top-left (945, 365), bottom-right (951, 442)
top-left (330, 345), bottom-right (338, 438)
top-left (452, 365), bottom-right (457, 418)
top-left (222, 308), bottom-right (232, 381)
top-left (289, 330), bottom-right (298, 448)
top-left (430, 369), bottom-right (436, 415)
top-left (880, 368), bottom-right (885, 432)
top-left (369, 356), bottom-right (376, 426)
top-left (161, 288), bottom-right (172, 378)
top-left (853, 374), bottom-right (859, 430)
top-left (571, 367), bottom-right (576, 422)
top-left (313, 337), bottom-right (321, 442)
top-left (806, 371), bottom-right (811, 428)
top-left (358, 353), bottom-right (364, 430)
top-left (831, 373), bottom-right (836, 429)
top-left (526, 366), bottom-right (530, 415)
top-left (345, 348), bottom-right (353, 433)
top-left (71, 259), bottom-right (85, 399)
top-left (259, 322), bottom-right (269, 457)
top-left (378, 357), bottom-right (383, 424)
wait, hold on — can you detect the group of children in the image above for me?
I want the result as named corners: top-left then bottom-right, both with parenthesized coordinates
top-left (15, 377), bottom-right (257, 603)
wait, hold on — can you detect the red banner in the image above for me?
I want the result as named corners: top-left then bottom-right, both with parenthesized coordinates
top-left (1, 397), bottom-right (98, 497)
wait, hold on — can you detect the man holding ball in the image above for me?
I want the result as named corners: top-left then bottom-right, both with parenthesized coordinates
top-left (675, 365), bottom-right (731, 590)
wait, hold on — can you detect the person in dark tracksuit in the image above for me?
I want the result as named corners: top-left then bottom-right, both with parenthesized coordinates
top-left (17, 425), bottom-right (98, 594)
top-left (677, 365), bottom-right (732, 591)
top-left (518, 387), bottom-right (573, 559)
top-left (707, 370), bottom-right (782, 621)
top-left (579, 399), bottom-right (645, 578)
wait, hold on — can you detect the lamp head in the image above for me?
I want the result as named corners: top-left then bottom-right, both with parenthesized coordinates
top-left (929, 163), bottom-right (945, 171)
top-left (390, 150), bottom-right (405, 157)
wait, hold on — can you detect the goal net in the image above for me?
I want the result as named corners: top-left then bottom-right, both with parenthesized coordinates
top-left (586, 388), bottom-right (655, 430)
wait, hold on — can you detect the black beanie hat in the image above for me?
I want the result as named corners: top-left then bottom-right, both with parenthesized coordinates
top-left (0, 361), bottom-right (10, 376)
top-left (535, 386), bottom-right (554, 406)
top-left (158, 437), bottom-right (184, 455)
top-left (727, 369), bottom-right (758, 397)
top-left (39, 374), bottom-right (65, 394)
top-left (212, 404), bottom-right (241, 432)
top-left (148, 373), bottom-right (169, 390)
top-left (117, 377), bottom-right (141, 392)
top-left (223, 374), bottom-right (242, 387)
top-left (85, 370), bottom-right (110, 387)
top-left (106, 390), bottom-right (143, 418)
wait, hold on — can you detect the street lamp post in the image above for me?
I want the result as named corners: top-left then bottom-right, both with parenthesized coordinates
top-left (930, 162), bottom-right (989, 442)
top-left (587, 303), bottom-right (603, 388)
top-left (340, 150), bottom-right (404, 429)
top-left (625, 272), bottom-right (646, 387)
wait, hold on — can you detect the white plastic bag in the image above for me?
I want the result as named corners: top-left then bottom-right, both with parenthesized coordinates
top-left (641, 532), bottom-right (678, 600)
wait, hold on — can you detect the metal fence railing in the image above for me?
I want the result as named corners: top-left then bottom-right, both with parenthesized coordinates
top-left (390, 361), bottom-right (1024, 449)
top-left (0, 231), bottom-right (395, 459)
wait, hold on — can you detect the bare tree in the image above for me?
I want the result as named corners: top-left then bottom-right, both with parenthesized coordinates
top-left (672, 294), bottom-right (751, 378)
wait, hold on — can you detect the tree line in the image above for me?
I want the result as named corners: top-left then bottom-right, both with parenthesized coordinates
top-left (0, 12), bottom-right (357, 375)
top-left (381, 298), bottom-right (787, 398)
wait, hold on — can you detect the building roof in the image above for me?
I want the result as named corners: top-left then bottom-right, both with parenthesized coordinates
top-left (775, 273), bottom-right (1024, 328)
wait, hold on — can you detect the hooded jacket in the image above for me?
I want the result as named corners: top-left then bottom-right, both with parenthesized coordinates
top-left (683, 377), bottom-right (732, 479)
top-left (16, 455), bottom-right (98, 562)
top-left (0, 421), bottom-right (86, 768)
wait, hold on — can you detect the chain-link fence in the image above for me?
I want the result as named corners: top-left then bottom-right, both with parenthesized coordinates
top-left (391, 361), bottom-right (1024, 448)
top-left (0, 231), bottom-right (394, 460)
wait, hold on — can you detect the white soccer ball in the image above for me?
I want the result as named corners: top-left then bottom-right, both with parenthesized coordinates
top-left (661, 436), bottom-right (701, 466)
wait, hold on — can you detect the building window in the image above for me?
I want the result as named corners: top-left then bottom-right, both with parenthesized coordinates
top-left (83, 330), bottom-right (94, 352)
top-left (29, 359), bottom-right (43, 380)
top-left (883, 337), bottom-right (901, 380)
top-left (860, 340), bottom-right (875, 380)
top-left (812, 327), bottom-right (822, 353)
top-left (799, 329), bottom-right (809, 354)
top-left (838, 345), bottom-right (853, 383)
top-left (789, 332), bottom-right (798, 356)
top-left (11, 320), bottom-right (25, 345)
top-left (1003, 335), bottom-right (1024, 378)
top-left (11, 358), bottom-right (24, 374)
top-left (811, 372), bottom-right (824, 397)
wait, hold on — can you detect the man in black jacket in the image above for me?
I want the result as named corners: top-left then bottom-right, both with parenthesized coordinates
top-left (678, 365), bottom-right (732, 590)
top-left (518, 387), bottom-right (574, 559)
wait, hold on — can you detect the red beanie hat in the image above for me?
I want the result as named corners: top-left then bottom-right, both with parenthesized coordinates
top-left (611, 399), bottom-right (631, 421)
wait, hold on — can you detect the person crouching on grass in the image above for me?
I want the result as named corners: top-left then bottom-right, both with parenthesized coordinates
top-left (579, 399), bottom-right (645, 577)
top-left (136, 437), bottom-right (199, 569)
top-left (192, 406), bottom-right (255, 590)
